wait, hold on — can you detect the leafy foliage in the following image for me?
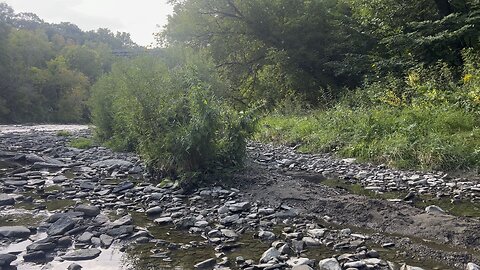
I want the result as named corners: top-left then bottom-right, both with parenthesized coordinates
top-left (89, 53), bottom-right (256, 175)
top-left (0, 3), bottom-right (138, 123)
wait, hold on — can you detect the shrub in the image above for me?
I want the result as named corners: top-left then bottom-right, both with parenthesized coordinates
top-left (89, 52), bottom-right (255, 176)
top-left (69, 137), bottom-right (94, 149)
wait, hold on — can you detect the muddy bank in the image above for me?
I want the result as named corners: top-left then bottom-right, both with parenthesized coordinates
top-left (0, 126), bottom-right (479, 270)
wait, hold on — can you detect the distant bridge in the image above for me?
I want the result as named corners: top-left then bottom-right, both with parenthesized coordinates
top-left (111, 49), bottom-right (164, 57)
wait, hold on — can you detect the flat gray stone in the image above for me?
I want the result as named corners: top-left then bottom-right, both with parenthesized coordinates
top-left (61, 248), bottom-right (101, 261)
top-left (0, 194), bottom-right (15, 206)
top-left (0, 226), bottom-right (31, 238)
top-left (75, 204), bottom-right (100, 217)
top-left (48, 216), bottom-right (75, 236)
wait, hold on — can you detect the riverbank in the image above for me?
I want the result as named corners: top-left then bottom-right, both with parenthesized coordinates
top-left (0, 126), bottom-right (479, 270)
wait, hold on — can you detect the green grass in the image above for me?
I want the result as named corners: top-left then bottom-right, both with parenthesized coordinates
top-left (56, 130), bottom-right (72, 137)
top-left (69, 137), bottom-right (95, 149)
top-left (256, 104), bottom-right (480, 171)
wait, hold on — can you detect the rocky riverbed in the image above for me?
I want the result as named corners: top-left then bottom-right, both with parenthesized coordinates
top-left (0, 125), bottom-right (479, 270)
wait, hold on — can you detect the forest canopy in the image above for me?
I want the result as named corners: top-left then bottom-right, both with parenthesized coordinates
top-left (0, 3), bottom-right (139, 123)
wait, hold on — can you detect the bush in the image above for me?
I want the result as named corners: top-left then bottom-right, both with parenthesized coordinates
top-left (89, 52), bottom-right (255, 176)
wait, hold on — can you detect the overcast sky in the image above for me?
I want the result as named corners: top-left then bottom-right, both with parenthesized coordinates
top-left (3, 0), bottom-right (174, 46)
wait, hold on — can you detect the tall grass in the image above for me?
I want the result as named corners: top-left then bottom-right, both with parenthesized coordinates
top-left (256, 104), bottom-right (480, 171)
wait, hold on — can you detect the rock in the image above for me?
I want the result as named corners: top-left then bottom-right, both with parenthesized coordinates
top-left (91, 159), bottom-right (132, 168)
top-left (48, 216), bottom-right (75, 235)
top-left (260, 247), bottom-right (281, 263)
top-left (318, 258), bottom-right (341, 270)
top-left (400, 264), bottom-right (426, 270)
top-left (467, 263), bottom-right (480, 270)
top-left (112, 181), bottom-right (134, 193)
top-left (217, 206), bottom-right (229, 214)
top-left (174, 217), bottom-right (197, 229)
top-left (23, 251), bottom-right (45, 262)
top-left (100, 234), bottom-right (113, 247)
top-left (258, 230), bottom-right (276, 240)
top-left (68, 263), bottom-right (83, 270)
top-left (0, 226), bottom-right (31, 238)
top-left (302, 237), bottom-right (321, 246)
top-left (77, 232), bottom-right (93, 242)
top-left (258, 208), bottom-right (275, 215)
top-left (146, 206), bottom-right (163, 216)
top-left (154, 217), bottom-right (173, 224)
top-left (52, 175), bottom-right (68, 183)
top-left (287, 257), bottom-right (312, 267)
top-left (75, 204), bottom-right (100, 217)
top-left (0, 194), bottom-right (15, 206)
top-left (307, 228), bottom-right (326, 238)
top-left (425, 205), bottom-right (445, 214)
top-left (220, 214), bottom-right (239, 225)
top-left (111, 215), bottom-right (133, 227)
top-left (62, 248), bottom-right (102, 261)
top-left (221, 229), bottom-right (238, 239)
top-left (229, 202), bottom-right (251, 212)
top-left (194, 258), bottom-right (216, 269)
top-left (27, 239), bottom-right (56, 251)
top-left (293, 265), bottom-right (314, 270)
top-left (0, 254), bottom-right (16, 266)
top-left (344, 261), bottom-right (366, 268)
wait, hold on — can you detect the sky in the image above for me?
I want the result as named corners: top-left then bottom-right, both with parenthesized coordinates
top-left (3, 0), bottom-right (174, 46)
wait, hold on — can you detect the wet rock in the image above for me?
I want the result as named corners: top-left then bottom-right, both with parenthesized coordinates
top-left (0, 253), bottom-right (16, 266)
top-left (0, 194), bottom-right (15, 206)
top-left (194, 258), bottom-right (216, 269)
top-left (318, 258), bottom-right (341, 270)
top-left (425, 205), bottom-right (445, 215)
top-left (0, 226), bottom-right (31, 238)
top-left (260, 247), bottom-right (281, 263)
top-left (75, 204), bottom-right (100, 217)
top-left (48, 216), bottom-right (76, 235)
top-left (62, 248), bottom-right (102, 261)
